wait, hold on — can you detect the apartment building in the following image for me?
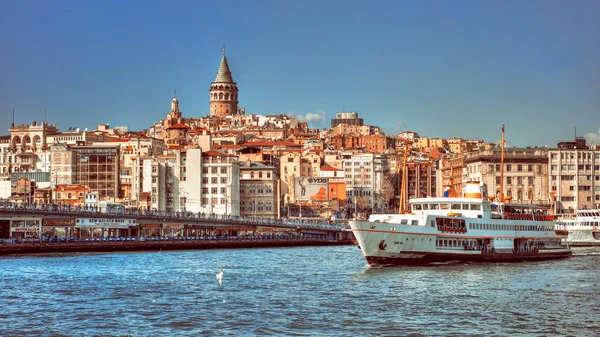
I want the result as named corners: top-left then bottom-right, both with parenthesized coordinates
top-left (182, 148), bottom-right (240, 215)
top-left (548, 137), bottom-right (600, 212)
top-left (239, 160), bottom-right (279, 219)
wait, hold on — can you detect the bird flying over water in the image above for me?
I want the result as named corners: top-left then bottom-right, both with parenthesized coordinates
top-left (216, 269), bottom-right (224, 286)
top-left (153, 294), bottom-right (160, 303)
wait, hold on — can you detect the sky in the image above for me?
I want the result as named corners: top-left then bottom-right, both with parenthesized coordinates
top-left (1, 0), bottom-right (599, 147)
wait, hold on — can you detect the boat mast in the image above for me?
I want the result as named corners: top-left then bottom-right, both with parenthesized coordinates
top-left (399, 142), bottom-right (410, 213)
top-left (499, 124), bottom-right (505, 203)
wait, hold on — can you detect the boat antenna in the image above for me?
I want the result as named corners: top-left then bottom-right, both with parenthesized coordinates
top-left (399, 141), bottom-right (410, 213)
top-left (499, 124), bottom-right (505, 203)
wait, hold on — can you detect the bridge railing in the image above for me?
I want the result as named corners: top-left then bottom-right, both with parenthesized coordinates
top-left (0, 202), bottom-right (348, 231)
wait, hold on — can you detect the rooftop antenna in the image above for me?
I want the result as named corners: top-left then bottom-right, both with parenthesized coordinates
top-left (174, 88), bottom-right (176, 98)
top-left (12, 108), bottom-right (14, 126)
top-left (44, 106), bottom-right (47, 124)
top-left (222, 44), bottom-right (226, 56)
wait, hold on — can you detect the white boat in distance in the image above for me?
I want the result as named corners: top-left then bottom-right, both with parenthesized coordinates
top-left (562, 209), bottom-right (600, 246)
top-left (350, 125), bottom-right (571, 265)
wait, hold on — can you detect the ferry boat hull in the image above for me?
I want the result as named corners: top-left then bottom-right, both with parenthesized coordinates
top-left (567, 229), bottom-right (600, 246)
top-left (364, 249), bottom-right (572, 265)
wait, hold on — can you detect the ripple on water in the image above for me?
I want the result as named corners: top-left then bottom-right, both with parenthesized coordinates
top-left (1, 245), bottom-right (599, 336)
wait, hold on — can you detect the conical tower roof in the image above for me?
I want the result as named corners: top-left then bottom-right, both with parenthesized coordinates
top-left (214, 52), bottom-right (234, 83)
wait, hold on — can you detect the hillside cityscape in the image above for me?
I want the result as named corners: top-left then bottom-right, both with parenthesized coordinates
top-left (2, 50), bottom-right (600, 220)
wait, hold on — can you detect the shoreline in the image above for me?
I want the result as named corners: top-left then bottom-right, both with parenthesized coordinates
top-left (0, 238), bottom-right (353, 255)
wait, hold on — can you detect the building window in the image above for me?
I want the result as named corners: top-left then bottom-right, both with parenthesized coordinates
top-left (152, 177), bottom-right (157, 183)
top-left (506, 164), bottom-right (511, 172)
top-left (517, 165), bottom-right (522, 172)
top-left (507, 177), bottom-right (512, 185)
top-left (211, 177), bottom-right (217, 184)
top-left (528, 177), bottom-right (533, 185)
top-left (152, 166), bottom-right (157, 173)
top-left (221, 167), bottom-right (227, 174)
top-left (211, 187), bottom-right (218, 194)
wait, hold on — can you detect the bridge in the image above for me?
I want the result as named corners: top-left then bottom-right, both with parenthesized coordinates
top-left (0, 202), bottom-right (352, 241)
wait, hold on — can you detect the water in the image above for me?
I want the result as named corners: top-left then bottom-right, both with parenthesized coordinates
top-left (1, 246), bottom-right (599, 336)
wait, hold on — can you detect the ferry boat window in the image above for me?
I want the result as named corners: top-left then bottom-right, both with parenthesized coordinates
top-left (430, 204), bottom-right (439, 210)
top-left (483, 204), bottom-right (491, 211)
top-left (440, 204), bottom-right (449, 210)
top-left (422, 204), bottom-right (429, 210)
top-left (430, 220), bottom-right (435, 227)
top-left (470, 204), bottom-right (481, 210)
top-left (400, 219), bottom-right (408, 225)
top-left (414, 204), bottom-right (422, 210)
top-left (451, 204), bottom-right (461, 210)
top-left (462, 204), bottom-right (470, 210)
top-left (411, 220), bottom-right (418, 226)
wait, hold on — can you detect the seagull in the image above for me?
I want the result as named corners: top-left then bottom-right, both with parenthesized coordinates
top-left (216, 268), bottom-right (224, 286)
top-left (158, 248), bottom-right (162, 254)
top-left (153, 294), bottom-right (160, 303)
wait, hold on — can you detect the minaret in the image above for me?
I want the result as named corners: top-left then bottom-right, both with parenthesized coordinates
top-left (209, 47), bottom-right (239, 117)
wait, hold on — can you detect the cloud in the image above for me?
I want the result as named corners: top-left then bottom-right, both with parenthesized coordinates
top-left (584, 128), bottom-right (600, 145)
top-left (289, 109), bottom-right (327, 127)
top-left (384, 120), bottom-right (406, 136)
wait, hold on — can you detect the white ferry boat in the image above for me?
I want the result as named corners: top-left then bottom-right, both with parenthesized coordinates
top-left (350, 182), bottom-right (572, 265)
top-left (562, 209), bottom-right (600, 246)
top-left (350, 125), bottom-right (571, 265)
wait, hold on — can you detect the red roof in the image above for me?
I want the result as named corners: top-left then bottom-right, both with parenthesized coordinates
top-left (242, 141), bottom-right (300, 147)
top-left (167, 123), bottom-right (190, 130)
top-left (220, 144), bottom-right (242, 149)
top-left (320, 165), bottom-right (342, 171)
top-left (202, 150), bottom-right (235, 157)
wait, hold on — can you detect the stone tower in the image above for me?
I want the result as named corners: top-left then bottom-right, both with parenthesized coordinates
top-left (209, 48), bottom-right (239, 117)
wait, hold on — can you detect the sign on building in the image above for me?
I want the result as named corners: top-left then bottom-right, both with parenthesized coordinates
top-left (294, 177), bottom-right (328, 201)
top-left (76, 218), bottom-right (136, 228)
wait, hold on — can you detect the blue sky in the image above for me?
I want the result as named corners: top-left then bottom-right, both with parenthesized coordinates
top-left (1, 0), bottom-right (599, 147)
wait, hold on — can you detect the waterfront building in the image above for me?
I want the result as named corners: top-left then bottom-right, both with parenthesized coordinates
top-left (182, 148), bottom-right (240, 215)
top-left (438, 155), bottom-right (466, 197)
top-left (342, 152), bottom-right (376, 214)
top-left (280, 150), bottom-right (302, 205)
top-left (0, 121), bottom-right (58, 187)
top-left (463, 147), bottom-right (549, 205)
top-left (404, 159), bottom-right (437, 200)
top-left (548, 137), bottom-right (600, 212)
top-left (95, 135), bottom-right (167, 203)
top-left (49, 144), bottom-right (77, 188)
top-left (209, 49), bottom-right (239, 117)
top-left (46, 128), bottom-right (113, 146)
top-left (72, 145), bottom-right (120, 202)
top-left (319, 164), bottom-right (346, 206)
top-left (239, 160), bottom-right (280, 219)
top-left (53, 184), bottom-right (89, 206)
